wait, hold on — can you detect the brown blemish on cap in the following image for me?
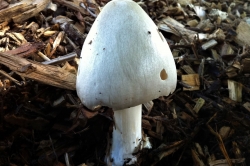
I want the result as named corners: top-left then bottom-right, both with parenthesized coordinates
top-left (160, 69), bottom-right (168, 80)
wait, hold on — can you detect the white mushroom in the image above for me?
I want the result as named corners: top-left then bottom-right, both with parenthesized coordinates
top-left (76, 0), bottom-right (177, 165)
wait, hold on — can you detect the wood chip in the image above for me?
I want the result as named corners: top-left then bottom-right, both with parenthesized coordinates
top-left (181, 65), bottom-right (196, 74)
top-left (235, 21), bottom-right (250, 46)
top-left (219, 126), bottom-right (232, 140)
top-left (228, 80), bottom-right (242, 102)
top-left (193, 98), bottom-right (205, 114)
top-left (143, 101), bottom-right (154, 115)
top-left (243, 102), bottom-right (250, 112)
top-left (0, 52), bottom-right (76, 90)
top-left (182, 74), bottom-right (200, 91)
top-left (0, 0), bottom-right (50, 23)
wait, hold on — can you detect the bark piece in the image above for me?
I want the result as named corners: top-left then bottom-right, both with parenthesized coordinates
top-left (208, 9), bottom-right (228, 21)
top-left (232, 141), bottom-right (244, 159)
top-left (186, 19), bottom-right (198, 27)
top-left (0, 0), bottom-right (51, 23)
top-left (4, 114), bottom-right (50, 130)
top-left (52, 95), bottom-right (66, 107)
top-left (158, 16), bottom-right (198, 42)
top-left (156, 121), bottom-right (164, 140)
top-left (0, 52), bottom-right (76, 90)
top-left (207, 113), bottom-right (233, 166)
top-left (201, 39), bottom-right (218, 50)
top-left (179, 111), bottom-right (195, 122)
top-left (0, 0), bottom-right (9, 10)
top-left (220, 42), bottom-right (234, 57)
top-left (243, 102), bottom-right (250, 112)
top-left (228, 80), bottom-right (242, 102)
top-left (235, 21), bottom-right (250, 46)
top-left (181, 65), bottom-right (196, 74)
top-left (209, 158), bottom-right (245, 166)
top-left (142, 119), bottom-right (152, 130)
top-left (211, 49), bottom-right (221, 61)
top-left (196, 19), bottom-right (214, 32)
top-left (182, 74), bottom-right (200, 91)
top-left (152, 141), bottom-right (185, 161)
top-left (50, 31), bottom-right (65, 57)
top-left (219, 126), bottom-right (232, 140)
top-left (191, 148), bottom-right (205, 166)
top-left (143, 101), bottom-right (154, 115)
top-left (53, 0), bottom-right (88, 15)
top-left (3, 42), bottom-right (44, 57)
top-left (242, 58), bottom-right (250, 73)
top-left (62, 61), bottom-right (77, 74)
top-left (193, 98), bottom-right (205, 114)
top-left (148, 130), bottom-right (163, 140)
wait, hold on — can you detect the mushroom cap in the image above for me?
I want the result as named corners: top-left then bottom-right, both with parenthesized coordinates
top-left (76, 0), bottom-right (177, 110)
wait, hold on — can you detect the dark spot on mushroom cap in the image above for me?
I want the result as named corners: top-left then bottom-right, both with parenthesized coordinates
top-left (160, 69), bottom-right (168, 80)
top-left (88, 40), bottom-right (92, 44)
top-left (103, 48), bottom-right (105, 50)
top-left (148, 31), bottom-right (151, 34)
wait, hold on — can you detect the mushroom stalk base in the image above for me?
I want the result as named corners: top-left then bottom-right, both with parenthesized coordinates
top-left (108, 105), bottom-right (142, 166)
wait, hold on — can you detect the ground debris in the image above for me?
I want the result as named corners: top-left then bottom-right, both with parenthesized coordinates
top-left (1, 0), bottom-right (250, 165)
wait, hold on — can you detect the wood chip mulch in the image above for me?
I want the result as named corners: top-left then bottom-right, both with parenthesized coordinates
top-left (0, 0), bottom-right (250, 165)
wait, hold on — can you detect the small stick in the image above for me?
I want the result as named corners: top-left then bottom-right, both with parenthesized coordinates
top-left (0, 69), bottom-right (24, 86)
top-left (79, 2), bottom-right (97, 17)
top-left (42, 52), bottom-right (77, 65)
top-left (37, 51), bottom-right (51, 61)
top-left (65, 36), bottom-right (78, 50)
top-left (206, 112), bottom-right (233, 166)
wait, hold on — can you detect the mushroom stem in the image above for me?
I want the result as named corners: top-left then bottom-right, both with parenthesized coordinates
top-left (108, 104), bottom-right (142, 165)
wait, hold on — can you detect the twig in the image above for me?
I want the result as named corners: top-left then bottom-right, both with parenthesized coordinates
top-left (49, 135), bottom-right (58, 162)
top-left (79, 2), bottom-right (97, 18)
top-left (42, 52), bottom-right (77, 65)
top-left (206, 112), bottom-right (233, 166)
top-left (65, 36), bottom-right (78, 50)
top-left (37, 51), bottom-right (50, 61)
top-left (0, 69), bottom-right (25, 86)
